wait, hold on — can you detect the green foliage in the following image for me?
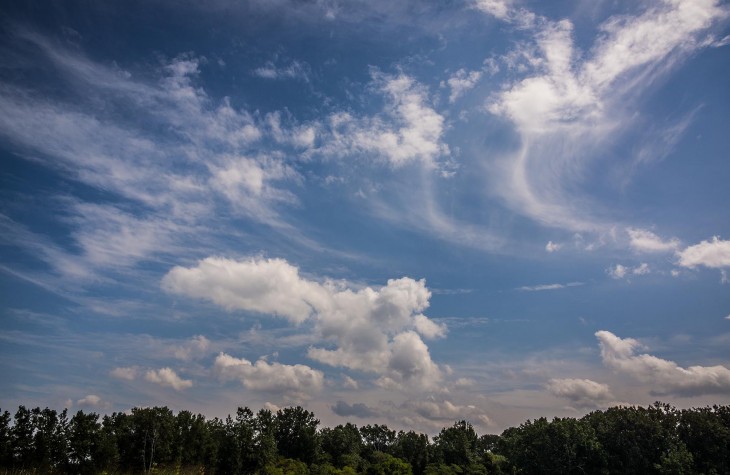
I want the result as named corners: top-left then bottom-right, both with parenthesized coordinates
top-left (1, 402), bottom-right (728, 475)
top-left (320, 423), bottom-right (363, 469)
top-left (275, 407), bottom-right (319, 466)
top-left (366, 451), bottom-right (412, 475)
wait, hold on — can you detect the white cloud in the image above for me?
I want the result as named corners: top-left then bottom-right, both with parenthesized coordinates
top-left (596, 330), bottom-right (730, 396)
top-left (545, 241), bottom-right (561, 252)
top-left (546, 378), bottom-right (613, 407)
top-left (485, 0), bottom-right (725, 232)
top-left (162, 257), bottom-right (324, 323)
top-left (145, 367), bottom-right (193, 391)
top-left (607, 263), bottom-right (649, 279)
top-left (414, 314), bottom-right (447, 339)
top-left (518, 282), bottom-right (583, 291)
top-left (163, 256), bottom-right (445, 389)
top-left (253, 59), bottom-right (311, 81)
top-left (608, 264), bottom-right (627, 279)
top-left (445, 68), bottom-right (483, 103)
top-left (214, 352), bottom-right (324, 398)
top-left (319, 73), bottom-right (449, 169)
top-left (627, 228), bottom-right (680, 253)
top-left (76, 394), bottom-right (104, 408)
top-left (173, 335), bottom-right (211, 361)
top-left (110, 366), bottom-right (138, 381)
top-left (633, 263), bottom-right (650, 275)
top-left (677, 236), bottom-right (730, 268)
top-left (472, 0), bottom-right (512, 20)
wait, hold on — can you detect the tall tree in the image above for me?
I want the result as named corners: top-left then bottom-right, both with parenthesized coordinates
top-left (275, 406), bottom-right (320, 465)
top-left (0, 409), bottom-right (11, 468)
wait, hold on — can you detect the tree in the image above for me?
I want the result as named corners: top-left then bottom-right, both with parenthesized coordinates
top-left (275, 406), bottom-right (320, 465)
top-left (677, 406), bottom-right (729, 474)
top-left (393, 430), bottom-right (429, 475)
top-left (129, 406), bottom-right (176, 473)
top-left (366, 451), bottom-right (412, 475)
top-left (496, 416), bottom-right (605, 474)
top-left (433, 421), bottom-right (480, 468)
top-left (68, 410), bottom-right (102, 474)
top-left (0, 409), bottom-right (12, 468)
top-left (320, 423), bottom-right (363, 469)
top-left (11, 406), bottom-right (35, 469)
top-left (175, 409), bottom-right (215, 469)
top-left (360, 424), bottom-right (396, 455)
top-left (256, 408), bottom-right (279, 469)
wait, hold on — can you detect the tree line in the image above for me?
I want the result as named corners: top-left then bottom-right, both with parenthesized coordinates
top-left (0, 402), bottom-right (728, 474)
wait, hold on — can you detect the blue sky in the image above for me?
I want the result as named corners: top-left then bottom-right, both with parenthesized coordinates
top-left (1, 0), bottom-right (729, 433)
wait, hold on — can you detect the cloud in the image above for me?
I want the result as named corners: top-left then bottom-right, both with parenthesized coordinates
top-left (331, 400), bottom-right (377, 418)
top-left (677, 236), bottom-right (730, 269)
top-left (518, 282), bottom-right (583, 291)
top-left (145, 367), bottom-right (193, 391)
top-left (546, 378), bottom-right (613, 407)
top-left (595, 330), bottom-right (730, 396)
top-left (162, 257), bottom-right (324, 323)
top-left (445, 68), bottom-right (483, 103)
top-left (607, 263), bottom-right (649, 279)
top-left (214, 352), bottom-right (324, 398)
top-left (76, 394), bottom-right (104, 408)
top-left (627, 228), bottom-right (680, 253)
top-left (633, 263), bottom-right (650, 275)
top-left (110, 366), bottom-right (138, 381)
top-left (319, 73), bottom-right (449, 169)
top-left (402, 399), bottom-right (492, 428)
top-left (173, 335), bottom-right (211, 361)
top-left (545, 241), bottom-right (561, 252)
top-left (163, 256), bottom-right (445, 389)
top-left (471, 0), bottom-right (512, 20)
top-left (484, 0), bottom-right (725, 232)
top-left (252, 59), bottom-right (311, 81)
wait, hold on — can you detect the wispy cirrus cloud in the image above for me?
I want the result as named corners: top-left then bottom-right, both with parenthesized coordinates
top-left (482, 0), bottom-right (726, 235)
top-left (517, 282), bottom-right (583, 292)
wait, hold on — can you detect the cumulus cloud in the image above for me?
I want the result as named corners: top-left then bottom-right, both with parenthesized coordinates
top-left (110, 366), bottom-right (138, 381)
top-left (677, 236), bottom-right (730, 269)
top-left (331, 400), bottom-right (377, 418)
top-left (76, 394), bottom-right (104, 408)
top-left (162, 257), bottom-right (324, 323)
top-left (596, 330), bottom-right (730, 396)
top-left (164, 256), bottom-right (445, 389)
top-left (145, 367), bottom-right (193, 391)
top-left (214, 352), bottom-right (324, 398)
top-left (628, 228), bottom-right (680, 253)
top-left (546, 378), bottom-right (613, 407)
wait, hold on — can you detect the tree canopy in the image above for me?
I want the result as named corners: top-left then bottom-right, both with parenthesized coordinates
top-left (0, 402), bottom-right (728, 474)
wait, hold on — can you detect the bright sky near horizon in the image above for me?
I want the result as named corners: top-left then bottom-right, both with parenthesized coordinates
top-left (1, 0), bottom-right (729, 434)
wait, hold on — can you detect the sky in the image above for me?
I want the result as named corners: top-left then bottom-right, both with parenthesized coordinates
top-left (1, 0), bottom-right (729, 434)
